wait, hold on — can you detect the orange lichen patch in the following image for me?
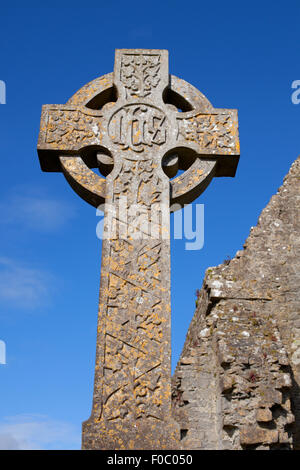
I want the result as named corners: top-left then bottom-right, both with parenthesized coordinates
top-left (59, 157), bottom-right (106, 207)
top-left (67, 73), bottom-right (113, 106)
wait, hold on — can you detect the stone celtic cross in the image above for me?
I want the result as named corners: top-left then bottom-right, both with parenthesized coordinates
top-left (37, 49), bottom-right (240, 450)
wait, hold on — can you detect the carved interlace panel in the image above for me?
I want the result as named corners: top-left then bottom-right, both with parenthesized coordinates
top-left (120, 53), bottom-right (161, 99)
top-left (102, 240), bottom-right (164, 422)
top-left (113, 159), bottom-right (162, 206)
top-left (45, 108), bottom-right (102, 147)
top-left (98, 157), bottom-right (168, 424)
top-left (177, 113), bottom-right (237, 152)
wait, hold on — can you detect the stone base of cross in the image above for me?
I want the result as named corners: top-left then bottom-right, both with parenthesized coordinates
top-left (37, 49), bottom-right (239, 449)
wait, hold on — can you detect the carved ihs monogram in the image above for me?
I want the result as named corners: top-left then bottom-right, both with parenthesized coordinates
top-left (109, 105), bottom-right (167, 152)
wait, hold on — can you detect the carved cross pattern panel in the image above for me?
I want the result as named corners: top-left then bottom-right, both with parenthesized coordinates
top-left (37, 49), bottom-right (240, 450)
top-left (120, 53), bottom-right (161, 99)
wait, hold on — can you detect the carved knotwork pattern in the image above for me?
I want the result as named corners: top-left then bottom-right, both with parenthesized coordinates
top-left (99, 157), bottom-right (166, 422)
top-left (113, 159), bottom-right (162, 206)
top-left (120, 53), bottom-right (161, 98)
top-left (177, 113), bottom-right (235, 151)
top-left (45, 109), bottom-right (101, 146)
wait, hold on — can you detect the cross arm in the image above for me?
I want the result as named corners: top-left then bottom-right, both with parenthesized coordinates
top-left (37, 104), bottom-right (106, 172)
top-left (175, 108), bottom-right (240, 177)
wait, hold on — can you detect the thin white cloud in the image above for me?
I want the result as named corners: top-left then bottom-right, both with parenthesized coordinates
top-left (0, 257), bottom-right (53, 309)
top-left (0, 187), bottom-right (76, 232)
top-left (0, 414), bottom-right (80, 450)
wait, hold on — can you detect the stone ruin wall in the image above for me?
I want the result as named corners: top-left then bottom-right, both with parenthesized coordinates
top-left (172, 156), bottom-right (300, 450)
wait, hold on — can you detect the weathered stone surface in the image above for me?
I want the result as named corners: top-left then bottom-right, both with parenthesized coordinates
top-left (172, 157), bottom-right (300, 449)
top-left (256, 408), bottom-right (273, 423)
top-left (37, 49), bottom-right (240, 449)
top-left (240, 426), bottom-right (279, 445)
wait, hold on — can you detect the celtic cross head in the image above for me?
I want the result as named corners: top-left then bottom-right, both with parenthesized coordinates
top-left (38, 49), bottom-right (239, 212)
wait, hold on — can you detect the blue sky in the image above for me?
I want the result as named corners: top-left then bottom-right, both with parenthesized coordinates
top-left (0, 1), bottom-right (299, 449)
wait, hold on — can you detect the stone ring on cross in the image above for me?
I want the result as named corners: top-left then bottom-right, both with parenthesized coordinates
top-left (37, 49), bottom-right (240, 450)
